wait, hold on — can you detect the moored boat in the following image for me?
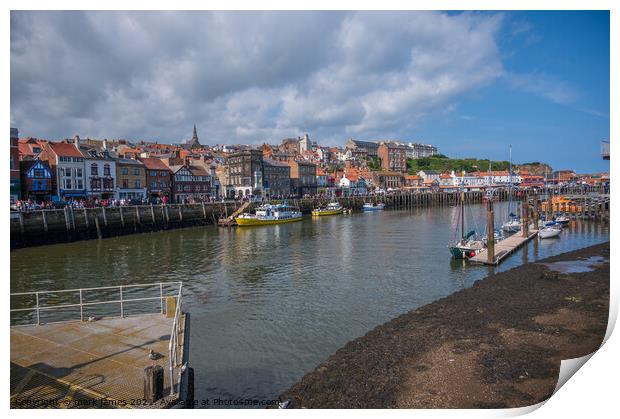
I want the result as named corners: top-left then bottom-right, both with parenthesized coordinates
top-left (312, 202), bottom-right (344, 216)
top-left (235, 204), bottom-right (302, 226)
top-left (555, 215), bottom-right (570, 225)
top-left (539, 226), bottom-right (562, 239)
top-left (363, 202), bottom-right (385, 211)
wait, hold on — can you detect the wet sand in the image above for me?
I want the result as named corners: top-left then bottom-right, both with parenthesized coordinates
top-left (280, 242), bottom-right (610, 408)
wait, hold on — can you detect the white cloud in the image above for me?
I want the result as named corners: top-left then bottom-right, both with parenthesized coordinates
top-left (11, 11), bottom-right (504, 145)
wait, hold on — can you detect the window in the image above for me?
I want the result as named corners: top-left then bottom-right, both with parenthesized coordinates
top-left (65, 179), bottom-right (72, 189)
top-left (104, 164), bottom-right (110, 176)
top-left (134, 180), bottom-right (141, 188)
top-left (150, 181), bottom-right (157, 189)
top-left (133, 168), bottom-right (140, 176)
top-left (75, 168), bottom-right (83, 178)
top-left (76, 180), bottom-right (83, 189)
top-left (91, 164), bottom-right (98, 175)
top-left (122, 179), bottom-right (128, 189)
top-left (33, 147), bottom-right (41, 153)
top-left (160, 181), bottom-right (167, 188)
top-left (33, 168), bottom-right (45, 178)
top-left (121, 167), bottom-right (129, 175)
top-left (160, 171), bottom-right (167, 177)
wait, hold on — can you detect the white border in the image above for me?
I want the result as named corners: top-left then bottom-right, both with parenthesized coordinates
top-left (3, 2), bottom-right (616, 419)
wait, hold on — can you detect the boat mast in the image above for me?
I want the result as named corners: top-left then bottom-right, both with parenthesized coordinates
top-left (460, 171), bottom-right (465, 240)
top-left (508, 145), bottom-right (513, 217)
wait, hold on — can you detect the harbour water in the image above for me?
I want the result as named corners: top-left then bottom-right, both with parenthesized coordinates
top-left (10, 202), bottom-right (609, 407)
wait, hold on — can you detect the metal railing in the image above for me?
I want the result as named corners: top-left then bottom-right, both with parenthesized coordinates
top-left (10, 281), bottom-right (182, 326)
top-left (169, 281), bottom-right (183, 396)
top-left (11, 281), bottom-right (185, 397)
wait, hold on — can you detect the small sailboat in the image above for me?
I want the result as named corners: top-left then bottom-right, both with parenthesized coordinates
top-left (363, 202), bottom-right (385, 211)
top-left (539, 226), bottom-right (562, 239)
top-left (449, 176), bottom-right (485, 259)
top-left (502, 213), bottom-right (521, 234)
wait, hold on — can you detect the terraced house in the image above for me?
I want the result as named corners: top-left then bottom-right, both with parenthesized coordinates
top-left (169, 161), bottom-right (211, 203)
top-left (20, 158), bottom-right (53, 202)
top-left (115, 158), bottom-right (146, 201)
top-left (140, 157), bottom-right (172, 200)
top-left (39, 141), bottom-right (86, 200)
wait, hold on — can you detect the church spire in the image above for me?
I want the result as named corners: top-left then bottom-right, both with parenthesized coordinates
top-left (187, 124), bottom-right (201, 149)
top-left (192, 124), bottom-right (198, 142)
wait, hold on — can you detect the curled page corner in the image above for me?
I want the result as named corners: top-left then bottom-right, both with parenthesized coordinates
top-left (553, 352), bottom-right (595, 395)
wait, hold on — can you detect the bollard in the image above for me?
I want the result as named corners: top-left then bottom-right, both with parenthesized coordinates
top-left (143, 365), bottom-right (164, 403)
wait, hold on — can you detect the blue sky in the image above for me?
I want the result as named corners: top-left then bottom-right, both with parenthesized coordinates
top-left (11, 11), bottom-right (610, 173)
top-left (417, 11), bottom-right (610, 173)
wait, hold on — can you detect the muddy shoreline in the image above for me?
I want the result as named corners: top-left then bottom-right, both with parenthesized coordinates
top-left (280, 242), bottom-right (610, 408)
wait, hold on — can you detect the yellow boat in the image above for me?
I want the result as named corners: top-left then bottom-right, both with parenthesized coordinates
top-left (311, 202), bottom-right (344, 216)
top-left (235, 204), bottom-right (303, 226)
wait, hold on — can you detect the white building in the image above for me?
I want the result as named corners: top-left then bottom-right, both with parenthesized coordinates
top-left (81, 148), bottom-right (117, 199)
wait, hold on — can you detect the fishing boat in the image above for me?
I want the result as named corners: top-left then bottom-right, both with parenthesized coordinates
top-left (449, 176), bottom-right (485, 259)
top-left (235, 203), bottom-right (302, 226)
top-left (539, 226), bottom-right (562, 239)
top-left (311, 202), bottom-right (343, 216)
top-left (363, 202), bottom-right (385, 211)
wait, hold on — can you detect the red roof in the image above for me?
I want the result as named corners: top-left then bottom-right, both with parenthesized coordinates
top-left (139, 157), bottom-right (171, 171)
top-left (49, 142), bottom-right (83, 158)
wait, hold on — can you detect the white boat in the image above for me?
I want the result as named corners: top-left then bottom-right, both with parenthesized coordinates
top-left (501, 216), bottom-right (521, 234)
top-left (555, 215), bottom-right (570, 225)
top-left (363, 202), bottom-right (385, 211)
top-left (539, 226), bottom-right (562, 239)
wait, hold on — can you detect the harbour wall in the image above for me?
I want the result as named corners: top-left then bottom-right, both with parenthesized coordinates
top-left (10, 188), bottom-right (609, 249)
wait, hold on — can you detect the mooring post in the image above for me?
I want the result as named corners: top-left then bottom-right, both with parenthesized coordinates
top-left (119, 206), bottom-right (125, 228)
top-left (135, 205), bottom-right (141, 225)
top-left (522, 196), bottom-right (529, 237)
top-left (42, 210), bottom-right (48, 233)
top-left (94, 212), bottom-right (102, 239)
top-left (533, 197), bottom-right (539, 229)
top-left (102, 206), bottom-right (108, 226)
top-left (202, 201), bottom-right (207, 219)
top-left (487, 199), bottom-right (495, 265)
top-left (83, 208), bottom-right (89, 229)
top-left (178, 205), bottom-right (183, 222)
top-left (151, 204), bottom-right (156, 224)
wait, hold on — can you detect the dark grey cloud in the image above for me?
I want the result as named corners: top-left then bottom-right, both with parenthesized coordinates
top-left (11, 11), bottom-right (504, 145)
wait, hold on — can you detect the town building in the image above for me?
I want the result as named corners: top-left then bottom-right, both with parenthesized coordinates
top-left (418, 170), bottom-right (440, 183)
top-left (20, 158), bottom-right (53, 202)
top-left (299, 133), bottom-right (311, 154)
top-left (372, 171), bottom-right (405, 190)
top-left (225, 149), bottom-right (264, 198)
top-left (80, 141), bottom-right (116, 200)
top-left (39, 141), bottom-right (87, 200)
top-left (344, 139), bottom-right (379, 158)
top-left (169, 161), bottom-right (212, 203)
top-left (18, 137), bottom-right (46, 160)
top-left (287, 160), bottom-right (317, 197)
top-left (10, 128), bottom-right (21, 201)
top-left (115, 158), bottom-right (147, 200)
top-left (262, 158), bottom-right (291, 197)
top-left (408, 142), bottom-right (438, 159)
top-left (139, 157), bottom-right (172, 200)
top-left (378, 141), bottom-right (408, 173)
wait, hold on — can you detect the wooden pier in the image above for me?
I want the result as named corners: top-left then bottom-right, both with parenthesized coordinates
top-left (470, 230), bottom-right (539, 265)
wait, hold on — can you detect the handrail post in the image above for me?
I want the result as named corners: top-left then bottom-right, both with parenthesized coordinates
top-left (35, 292), bottom-right (40, 325)
top-left (120, 286), bottom-right (124, 318)
top-left (79, 289), bottom-right (84, 322)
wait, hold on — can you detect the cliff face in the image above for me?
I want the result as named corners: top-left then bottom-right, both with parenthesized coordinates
top-left (514, 163), bottom-right (553, 176)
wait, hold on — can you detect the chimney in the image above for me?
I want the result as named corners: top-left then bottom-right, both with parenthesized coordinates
top-left (74, 135), bottom-right (81, 146)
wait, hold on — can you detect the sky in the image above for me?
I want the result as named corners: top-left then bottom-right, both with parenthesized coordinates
top-left (10, 11), bottom-right (610, 172)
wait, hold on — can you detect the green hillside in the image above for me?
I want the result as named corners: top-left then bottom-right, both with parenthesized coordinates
top-left (407, 155), bottom-right (510, 175)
